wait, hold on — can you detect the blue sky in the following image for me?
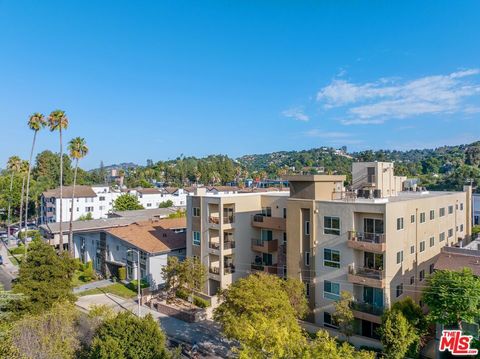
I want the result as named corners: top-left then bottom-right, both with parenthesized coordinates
top-left (0, 1), bottom-right (479, 169)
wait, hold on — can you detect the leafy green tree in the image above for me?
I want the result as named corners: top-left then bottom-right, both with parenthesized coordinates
top-left (306, 330), bottom-right (375, 359)
top-left (48, 110), bottom-right (69, 251)
top-left (11, 239), bottom-right (77, 314)
top-left (89, 311), bottom-right (169, 359)
top-left (333, 291), bottom-right (354, 341)
top-left (422, 268), bottom-right (480, 329)
top-left (159, 199), bottom-right (174, 208)
top-left (5, 156), bottom-right (21, 238)
top-left (214, 273), bottom-right (307, 358)
top-left (379, 309), bottom-right (417, 359)
top-left (10, 302), bottom-right (80, 359)
top-left (180, 257), bottom-right (207, 306)
top-left (68, 137), bottom-right (89, 256)
top-left (472, 225), bottom-right (480, 238)
top-left (113, 193), bottom-right (144, 211)
top-left (281, 277), bottom-right (309, 319)
top-left (78, 212), bottom-right (94, 221)
top-left (168, 209), bottom-right (186, 218)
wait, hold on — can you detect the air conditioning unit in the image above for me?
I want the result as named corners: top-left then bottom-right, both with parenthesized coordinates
top-left (373, 189), bottom-right (382, 198)
top-left (357, 189), bottom-right (364, 198)
top-left (363, 190), bottom-right (371, 199)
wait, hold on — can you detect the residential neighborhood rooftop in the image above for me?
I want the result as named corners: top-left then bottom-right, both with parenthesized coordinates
top-left (42, 185), bottom-right (97, 198)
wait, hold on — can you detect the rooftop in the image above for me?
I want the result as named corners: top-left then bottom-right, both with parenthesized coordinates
top-left (107, 219), bottom-right (186, 254)
top-left (435, 246), bottom-right (480, 276)
top-left (109, 207), bottom-right (178, 218)
top-left (43, 185), bottom-right (97, 198)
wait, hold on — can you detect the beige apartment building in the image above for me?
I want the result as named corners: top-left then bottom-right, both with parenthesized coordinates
top-left (186, 162), bottom-right (472, 339)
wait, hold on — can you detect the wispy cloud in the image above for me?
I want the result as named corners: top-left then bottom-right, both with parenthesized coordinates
top-left (316, 69), bottom-right (480, 124)
top-left (282, 107), bottom-right (309, 122)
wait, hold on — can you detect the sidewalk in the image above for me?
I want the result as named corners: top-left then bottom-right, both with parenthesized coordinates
top-left (0, 239), bottom-right (19, 277)
top-left (76, 293), bottom-right (235, 358)
top-left (73, 279), bottom-right (113, 294)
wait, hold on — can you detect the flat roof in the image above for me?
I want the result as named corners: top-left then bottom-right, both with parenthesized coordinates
top-left (110, 207), bottom-right (178, 218)
top-left (435, 247), bottom-right (480, 276)
top-left (283, 175), bottom-right (346, 182)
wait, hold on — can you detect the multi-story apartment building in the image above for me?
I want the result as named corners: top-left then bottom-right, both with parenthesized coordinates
top-left (40, 185), bottom-right (123, 224)
top-left (187, 161), bottom-right (472, 339)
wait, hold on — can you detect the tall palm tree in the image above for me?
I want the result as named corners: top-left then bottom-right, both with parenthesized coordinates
top-left (6, 156), bottom-right (21, 241)
top-left (24, 113), bottom-right (46, 240)
top-left (67, 137), bottom-right (88, 256)
top-left (17, 160), bottom-right (29, 248)
top-left (48, 110), bottom-right (69, 251)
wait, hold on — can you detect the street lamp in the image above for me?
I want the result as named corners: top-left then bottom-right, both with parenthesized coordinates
top-left (126, 248), bottom-right (141, 317)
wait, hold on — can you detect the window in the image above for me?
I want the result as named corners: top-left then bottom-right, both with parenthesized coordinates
top-left (116, 245), bottom-right (119, 251)
top-left (192, 231), bottom-right (201, 246)
top-left (193, 207), bottom-right (200, 217)
top-left (324, 312), bottom-right (338, 329)
top-left (429, 236), bottom-right (435, 247)
top-left (324, 280), bottom-right (340, 300)
top-left (304, 221), bottom-right (310, 236)
top-left (419, 270), bottom-right (425, 281)
top-left (262, 207), bottom-right (272, 217)
top-left (420, 212), bottom-right (426, 223)
top-left (420, 241), bottom-right (425, 252)
top-left (324, 216), bottom-right (340, 235)
top-left (283, 208), bottom-right (287, 219)
top-left (397, 217), bottom-right (404, 230)
top-left (99, 196), bottom-right (105, 201)
top-left (430, 210), bottom-right (435, 220)
top-left (448, 205), bottom-right (454, 214)
top-left (439, 232), bottom-right (445, 242)
top-left (304, 251), bottom-right (310, 266)
top-left (410, 245), bottom-right (415, 254)
top-left (283, 265), bottom-right (287, 277)
top-left (448, 228), bottom-right (453, 238)
top-left (147, 203), bottom-right (152, 207)
top-left (396, 250), bottom-right (404, 264)
top-left (429, 263), bottom-right (435, 274)
top-left (85, 206), bottom-right (94, 212)
top-left (410, 276), bottom-right (415, 285)
top-left (283, 232), bottom-right (287, 245)
top-left (324, 249), bottom-right (340, 268)
top-left (460, 203), bottom-right (464, 211)
top-left (304, 281), bottom-right (310, 296)
top-left (439, 207), bottom-right (445, 217)
top-left (460, 224), bottom-right (464, 232)
top-left (410, 214), bottom-right (415, 223)
top-left (396, 283), bottom-right (403, 297)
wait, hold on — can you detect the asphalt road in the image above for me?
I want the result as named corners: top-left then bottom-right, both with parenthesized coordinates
top-left (0, 265), bottom-right (13, 290)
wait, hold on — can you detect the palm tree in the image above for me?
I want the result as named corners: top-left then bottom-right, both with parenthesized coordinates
top-left (6, 156), bottom-right (21, 241)
top-left (24, 113), bottom-right (46, 241)
top-left (17, 160), bottom-right (29, 248)
top-left (48, 110), bottom-right (69, 251)
top-left (67, 137), bottom-right (88, 256)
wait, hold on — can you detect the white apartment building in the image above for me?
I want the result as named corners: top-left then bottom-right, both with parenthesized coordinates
top-left (473, 193), bottom-right (480, 226)
top-left (40, 185), bottom-right (123, 224)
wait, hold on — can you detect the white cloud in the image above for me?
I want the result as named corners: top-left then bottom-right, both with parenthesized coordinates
top-left (316, 69), bottom-right (480, 124)
top-left (282, 107), bottom-right (309, 122)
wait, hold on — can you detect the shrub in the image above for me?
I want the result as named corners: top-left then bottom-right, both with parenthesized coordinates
top-left (81, 261), bottom-right (95, 282)
top-left (127, 279), bottom-right (149, 291)
top-left (193, 296), bottom-right (210, 308)
top-left (118, 267), bottom-right (127, 281)
top-left (10, 245), bottom-right (25, 255)
top-left (176, 288), bottom-right (189, 301)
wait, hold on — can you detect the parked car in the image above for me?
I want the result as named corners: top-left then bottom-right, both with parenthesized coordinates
top-left (0, 255), bottom-right (3, 265)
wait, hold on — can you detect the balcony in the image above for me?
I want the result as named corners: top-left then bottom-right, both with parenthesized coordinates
top-left (224, 240), bottom-right (236, 250)
top-left (251, 214), bottom-right (286, 231)
top-left (350, 301), bottom-right (384, 324)
top-left (224, 265), bottom-right (235, 275)
top-left (209, 266), bottom-right (221, 281)
top-left (251, 238), bottom-right (278, 253)
top-left (347, 231), bottom-right (386, 253)
top-left (208, 216), bottom-right (220, 225)
top-left (208, 241), bottom-right (220, 254)
top-left (223, 215), bottom-right (235, 225)
top-left (348, 265), bottom-right (385, 288)
top-left (251, 263), bottom-right (278, 274)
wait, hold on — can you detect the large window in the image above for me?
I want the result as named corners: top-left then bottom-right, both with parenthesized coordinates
top-left (439, 207), bottom-right (446, 217)
top-left (364, 218), bottom-right (384, 234)
top-left (324, 216), bottom-right (340, 235)
top-left (396, 217), bottom-right (404, 230)
top-left (193, 207), bottom-right (200, 217)
top-left (420, 212), bottom-right (426, 223)
top-left (430, 236), bottom-right (435, 247)
top-left (448, 205), bottom-right (454, 214)
top-left (324, 280), bottom-right (340, 300)
top-left (193, 231), bottom-right (201, 246)
top-left (324, 249), bottom-right (340, 268)
top-left (439, 232), bottom-right (445, 242)
top-left (420, 241), bottom-right (425, 252)
top-left (324, 312), bottom-right (338, 329)
top-left (430, 210), bottom-right (435, 220)
top-left (396, 250), bottom-right (404, 264)
top-left (261, 229), bottom-right (273, 242)
top-left (261, 207), bottom-right (272, 217)
top-left (448, 228), bottom-right (453, 238)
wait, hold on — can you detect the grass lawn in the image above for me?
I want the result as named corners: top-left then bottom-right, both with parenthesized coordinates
top-left (77, 283), bottom-right (137, 299)
top-left (8, 255), bottom-right (22, 266)
top-left (72, 270), bottom-right (94, 287)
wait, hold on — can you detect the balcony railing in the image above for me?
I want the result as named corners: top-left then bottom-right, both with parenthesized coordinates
top-left (251, 214), bottom-right (286, 231)
top-left (348, 231), bottom-right (385, 244)
top-left (224, 265), bottom-right (235, 274)
top-left (350, 301), bottom-right (384, 316)
top-left (209, 266), bottom-right (220, 275)
top-left (251, 238), bottom-right (278, 252)
top-left (223, 215), bottom-right (234, 224)
top-left (348, 265), bottom-right (384, 280)
top-left (224, 241), bottom-right (236, 250)
top-left (209, 242), bottom-right (220, 250)
top-left (208, 216), bottom-right (220, 225)
top-left (251, 263), bottom-right (278, 274)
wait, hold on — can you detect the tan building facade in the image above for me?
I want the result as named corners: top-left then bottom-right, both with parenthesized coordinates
top-left (187, 162), bottom-right (472, 339)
